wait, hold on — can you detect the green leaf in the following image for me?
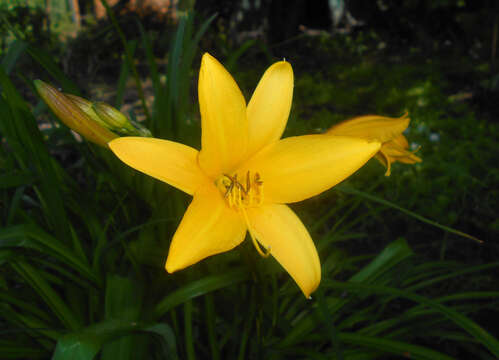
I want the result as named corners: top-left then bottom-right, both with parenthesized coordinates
top-left (0, 291), bottom-right (53, 322)
top-left (99, 0), bottom-right (150, 122)
top-left (183, 300), bottom-right (195, 360)
top-left (154, 268), bottom-right (249, 318)
top-left (1, 40), bottom-right (28, 75)
top-left (204, 294), bottom-right (220, 360)
top-left (11, 261), bottom-right (81, 331)
top-left (137, 21), bottom-right (160, 97)
top-left (325, 281), bottom-right (499, 358)
top-left (280, 238), bottom-right (413, 347)
top-left (101, 275), bottom-right (143, 360)
top-left (336, 185), bottom-right (482, 243)
top-left (0, 340), bottom-right (48, 359)
top-left (25, 43), bottom-right (79, 93)
top-left (51, 320), bottom-right (177, 360)
top-left (226, 39), bottom-right (257, 72)
top-left (144, 323), bottom-right (178, 359)
top-left (338, 332), bottom-right (455, 360)
top-left (0, 68), bottom-right (73, 244)
top-left (114, 41), bottom-right (137, 108)
top-left (0, 224), bottom-right (98, 284)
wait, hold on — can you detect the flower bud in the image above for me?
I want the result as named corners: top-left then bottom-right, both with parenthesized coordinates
top-left (34, 80), bottom-right (118, 147)
top-left (64, 94), bottom-right (109, 129)
top-left (92, 102), bottom-right (136, 133)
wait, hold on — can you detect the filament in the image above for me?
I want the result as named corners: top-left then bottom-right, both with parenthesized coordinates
top-left (241, 207), bottom-right (271, 257)
top-left (217, 171), bottom-right (269, 257)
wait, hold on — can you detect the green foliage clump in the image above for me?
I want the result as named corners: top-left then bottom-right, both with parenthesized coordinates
top-left (1, 9), bottom-right (498, 360)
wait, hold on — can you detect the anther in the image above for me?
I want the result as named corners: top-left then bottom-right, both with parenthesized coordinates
top-left (219, 171), bottom-right (264, 209)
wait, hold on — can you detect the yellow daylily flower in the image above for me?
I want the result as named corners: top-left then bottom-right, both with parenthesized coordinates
top-left (109, 53), bottom-right (381, 297)
top-left (326, 113), bottom-right (422, 176)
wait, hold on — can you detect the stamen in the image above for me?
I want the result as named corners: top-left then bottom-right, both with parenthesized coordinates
top-left (217, 171), bottom-right (268, 257)
top-left (246, 171), bottom-right (250, 193)
top-left (218, 171), bottom-right (264, 209)
top-left (241, 206), bottom-right (271, 258)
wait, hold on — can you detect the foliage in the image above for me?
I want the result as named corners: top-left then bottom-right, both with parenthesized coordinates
top-left (0, 4), bottom-right (52, 55)
top-left (1, 7), bottom-right (498, 360)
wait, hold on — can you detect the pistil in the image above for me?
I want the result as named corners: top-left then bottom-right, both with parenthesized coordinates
top-left (216, 171), bottom-right (270, 257)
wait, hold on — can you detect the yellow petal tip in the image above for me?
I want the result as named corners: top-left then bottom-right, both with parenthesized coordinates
top-left (201, 52), bottom-right (217, 67)
top-left (164, 260), bottom-right (177, 274)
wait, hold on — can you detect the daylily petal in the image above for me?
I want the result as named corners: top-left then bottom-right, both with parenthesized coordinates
top-left (198, 53), bottom-right (248, 177)
top-left (246, 204), bottom-right (320, 297)
top-left (391, 133), bottom-right (410, 148)
top-left (247, 61), bottom-right (293, 156)
top-left (327, 113), bottom-right (410, 143)
top-left (241, 135), bottom-right (380, 204)
top-left (165, 184), bottom-right (247, 272)
top-left (383, 134), bottom-right (422, 162)
top-left (374, 134), bottom-right (422, 176)
top-left (395, 154), bottom-right (422, 164)
top-left (109, 137), bottom-right (206, 195)
top-left (374, 151), bottom-right (392, 176)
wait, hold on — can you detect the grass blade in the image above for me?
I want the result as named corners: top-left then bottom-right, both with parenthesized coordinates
top-left (0, 224), bottom-right (98, 284)
top-left (114, 40), bottom-right (137, 108)
top-left (338, 332), bottom-right (455, 360)
top-left (280, 238), bottom-right (413, 347)
top-left (336, 185), bottom-right (482, 243)
top-left (0, 68), bottom-right (73, 244)
top-left (325, 281), bottom-right (499, 358)
top-left (11, 261), bottom-right (81, 331)
top-left (1, 39), bottom-right (28, 75)
top-left (52, 320), bottom-right (177, 360)
top-left (99, 0), bottom-right (150, 122)
top-left (154, 268), bottom-right (249, 318)
top-left (0, 341), bottom-right (48, 359)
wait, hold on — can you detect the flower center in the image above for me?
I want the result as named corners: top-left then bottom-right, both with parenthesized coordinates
top-left (216, 171), bottom-right (270, 257)
top-left (216, 171), bottom-right (264, 209)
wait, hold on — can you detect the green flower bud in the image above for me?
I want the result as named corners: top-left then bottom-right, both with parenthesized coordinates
top-left (64, 94), bottom-right (109, 129)
top-left (34, 80), bottom-right (118, 147)
top-left (92, 102), bottom-right (136, 133)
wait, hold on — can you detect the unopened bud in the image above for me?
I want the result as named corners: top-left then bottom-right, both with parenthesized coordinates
top-left (92, 102), bottom-right (136, 133)
top-left (65, 94), bottom-right (109, 129)
top-left (34, 80), bottom-right (118, 147)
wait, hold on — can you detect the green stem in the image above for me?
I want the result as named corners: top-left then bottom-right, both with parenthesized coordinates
top-left (204, 294), bottom-right (220, 360)
top-left (184, 300), bottom-right (196, 360)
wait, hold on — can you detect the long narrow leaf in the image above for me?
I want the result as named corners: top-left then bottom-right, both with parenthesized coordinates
top-left (99, 0), bottom-right (150, 122)
top-left (52, 320), bottom-right (177, 360)
top-left (11, 261), bottom-right (81, 331)
top-left (280, 238), bottom-right (413, 346)
top-left (337, 185), bottom-right (482, 243)
top-left (325, 281), bottom-right (499, 358)
top-left (0, 224), bottom-right (98, 284)
top-left (338, 332), bottom-right (455, 360)
top-left (154, 268), bottom-right (249, 318)
top-left (1, 40), bottom-right (28, 75)
top-left (0, 68), bottom-right (73, 243)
